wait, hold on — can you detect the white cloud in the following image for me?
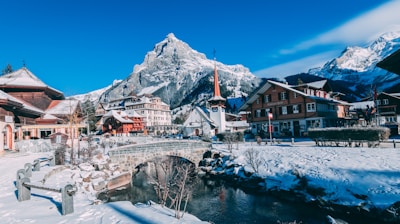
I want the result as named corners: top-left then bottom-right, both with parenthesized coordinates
top-left (254, 50), bottom-right (339, 78)
top-left (257, 1), bottom-right (400, 78)
top-left (282, 1), bottom-right (400, 54)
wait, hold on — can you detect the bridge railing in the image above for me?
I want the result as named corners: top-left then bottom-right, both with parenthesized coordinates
top-left (109, 140), bottom-right (211, 155)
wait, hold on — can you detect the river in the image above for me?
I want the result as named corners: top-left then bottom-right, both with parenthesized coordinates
top-left (108, 170), bottom-right (348, 224)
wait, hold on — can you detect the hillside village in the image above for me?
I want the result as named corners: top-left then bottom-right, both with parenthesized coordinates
top-left (0, 42), bottom-right (399, 153)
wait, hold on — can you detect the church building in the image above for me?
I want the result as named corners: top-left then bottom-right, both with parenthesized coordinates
top-left (183, 57), bottom-right (246, 137)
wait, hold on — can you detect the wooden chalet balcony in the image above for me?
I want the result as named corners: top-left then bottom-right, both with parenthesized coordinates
top-left (378, 105), bottom-right (396, 115)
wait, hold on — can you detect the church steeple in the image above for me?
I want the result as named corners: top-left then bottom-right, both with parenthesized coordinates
top-left (209, 50), bottom-right (225, 104)
top-left (213, 57), bottom-right (221, 98)
top-left (208, 50), bottom-right (226, 134)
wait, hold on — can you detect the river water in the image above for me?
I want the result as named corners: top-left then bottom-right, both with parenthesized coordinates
top-left (108, 170), bottom-right (333, 224)
top-left (105, 164), bottom-right (393, 224)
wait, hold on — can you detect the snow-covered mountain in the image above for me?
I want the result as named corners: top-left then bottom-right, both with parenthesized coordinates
top-left (71, 31), bottom-right (400, 107)
top-left (68, 80), bottom-right (122, 103)
top-left (98, 33), bottom-right (262, 109)
top-left (309, 31), bottom-right (400, 98)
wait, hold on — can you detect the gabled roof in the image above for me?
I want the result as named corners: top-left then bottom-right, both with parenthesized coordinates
top-left (239, 79), bottom-right (349, 111)
top-left (0, 89), bottom-right (44, 116)
top-left (377, 48), bottom-right (400, 75)
top-left (103, 110), bottom-right (134, 123)
top-left (297, 80), bottom-right (327, 89)
top-left (0, 67), bottom-right (64, 99)
top-left (183, 106), bottom-right (216, 127)
top-left (45, 99), bottom-right (80, 116)
top-left (379, 92), bottom-right (400, 100)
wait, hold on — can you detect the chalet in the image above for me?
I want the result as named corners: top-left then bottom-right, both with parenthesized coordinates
top-left (239, 79), bottom-right (351, 137)
top-left (375, 92), bottom-right (400, 135)
top-left (376, 48), bottom-right (400, 135)
top-left (101, 110), bottom-right (144, 136)
top-left (0, 67), bottom-right (84, 152)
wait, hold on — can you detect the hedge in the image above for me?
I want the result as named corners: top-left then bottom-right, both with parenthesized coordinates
top-left (308, 127), bottom-right (390, 142)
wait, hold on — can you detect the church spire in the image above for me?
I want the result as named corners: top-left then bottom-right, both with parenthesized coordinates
top-left (213, 49), bottom-right (221, 98)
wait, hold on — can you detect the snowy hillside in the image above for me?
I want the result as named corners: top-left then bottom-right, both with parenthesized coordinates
top-left (67, 80), bottom-right (122, 103)
top-left (98, 33), bottom-right (262, 109)
top-left (310, 31), bottom-right (400, 98)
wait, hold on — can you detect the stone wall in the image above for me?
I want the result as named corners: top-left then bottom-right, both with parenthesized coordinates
top-left (108, 140), bottom-right (211, 172)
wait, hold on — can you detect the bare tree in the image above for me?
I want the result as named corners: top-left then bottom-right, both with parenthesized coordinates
top-left (145, 157), bottom-right (197, 219)
top-left (146, 157), bottom-right (174, 207)
top-left (168, 161), bottom-right (196, 219)
top-left (244, 148), bottom-right (263, 173)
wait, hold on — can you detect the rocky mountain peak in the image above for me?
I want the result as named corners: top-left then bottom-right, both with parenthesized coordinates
top-left (101, 33), bottom-right (261, 109)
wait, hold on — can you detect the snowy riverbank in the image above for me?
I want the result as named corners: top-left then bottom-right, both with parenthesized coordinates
top-left (0, 150), bottom-right (208, 224)
top-left (202, 141), bottom-right (400, 223)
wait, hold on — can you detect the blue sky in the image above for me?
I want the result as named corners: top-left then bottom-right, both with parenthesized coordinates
top-left (1, 0), bottom-right (400, 96)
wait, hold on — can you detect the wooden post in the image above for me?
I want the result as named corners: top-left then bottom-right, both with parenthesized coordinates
top-left (24, 163), bottom-right (32, 177)
top-left (18, 177), bottom-right (31, 201)
top-left (61, 184), bottom-right (75, 215)
top-left (33, 159), bottom-right (40, 171)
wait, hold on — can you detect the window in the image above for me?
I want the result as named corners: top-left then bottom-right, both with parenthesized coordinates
top-left (264, 94), bottom-right (271, 103)
top-left (376, 100), bottom-right (381, 106)
top-left (293, 104), bottom-right (299, 113)
top-left (283, 106), bottom-right (287, 115)
top-left (279, 92), bottom-right (287, 100)
top-left (255, 109), bottom-right (261, 118)
top-left (256, 98), bottom-right (260, 104)
top-left (293, 92), bottom-right (297, 98)
top-left (280, 106), bottom-right (287, 115)
top-left (386, 116), bottom-right (397, 123)
top-left (307, 103), bottom-right (316, 112)
top-left (383, 99), bottom-right (389, 105)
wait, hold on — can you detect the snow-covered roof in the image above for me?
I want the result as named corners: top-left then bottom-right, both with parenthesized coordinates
top-left (103, 110), bottom-right (134, 123)
top-left (226, 120), bottom-right (249, 128)
top-left (45, 99), bottom-right (80, 116)
top-left (240, 79), bottom-right (349, 111)
top-left (183, 106), bottom-right (216, 127)
top-left (0, 89), bottom-right (44, 115)
top-left (349, 101), bottom-right (375, 110)
top-left (41, 113), bottom-right (60, 120)
top-left (124, 109), bottom-right (144, 118)
top-left (298, 80), bottom-right (327, 89)
top-left (0, 67), bottom-right (63, 96)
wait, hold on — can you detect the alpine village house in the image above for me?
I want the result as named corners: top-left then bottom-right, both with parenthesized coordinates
top-left (239, 79), bottom-right (351, 138)
top-left (0, 67), bottom-right (84, 152)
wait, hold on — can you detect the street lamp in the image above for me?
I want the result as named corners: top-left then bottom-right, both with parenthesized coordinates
top-left (268, 112), bottom-right (273, 145)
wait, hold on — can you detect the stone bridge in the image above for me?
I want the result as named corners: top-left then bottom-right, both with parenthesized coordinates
top-left (108, 140), bottom-right (212, 172)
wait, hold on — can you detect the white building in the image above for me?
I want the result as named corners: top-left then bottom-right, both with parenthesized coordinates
top-left (183, 59), bottom-right (247, 137)
top-left (103, 94), bottom-right (173, 135)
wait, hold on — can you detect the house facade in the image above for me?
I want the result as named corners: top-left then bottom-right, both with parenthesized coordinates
top-left (0, 67), bottom-right (84, 152)
top-left (376, 92), bottom-right (400, 135)
top-left (99, 94), bottom-right (173, 135)
top-left (239, 79), bottom-right (350, 137)
top-left (101, 110), bottom-right (144, 136)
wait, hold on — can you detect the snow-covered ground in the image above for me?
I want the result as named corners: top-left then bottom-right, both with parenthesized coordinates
top-left (2, 139), bottom-right (400, 223)
top-left (211, 141), bottom-right (400, 212)
top-left (0, 151), bottom-right (208, 224)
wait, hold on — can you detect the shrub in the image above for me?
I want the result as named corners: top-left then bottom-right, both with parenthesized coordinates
top-left (308, 127), bottom-right (390, 141)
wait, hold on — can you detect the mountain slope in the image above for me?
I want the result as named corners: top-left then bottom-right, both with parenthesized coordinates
top-left (99, 33), bottom-right (262, 109)
top-left (309, 31), bottom-right (400, 99)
